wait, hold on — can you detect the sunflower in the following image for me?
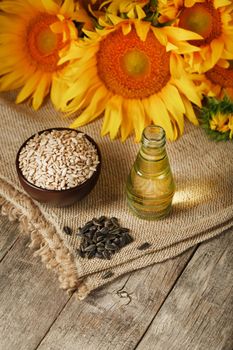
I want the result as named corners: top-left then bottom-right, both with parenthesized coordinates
top-left (159, 0), bottom-right (233, 73)
top-left (57, 18), bottom-right (202, 141)
top-left (199, 96), bottom-right (233, 140)
top-left (194, 60), bottom-right (233, 100)
top-left (0, 0), bottom-right (81, 110)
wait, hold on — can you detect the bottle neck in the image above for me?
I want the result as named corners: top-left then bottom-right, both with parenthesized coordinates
top-left (140, 144), bottom-right (166, 161)
top-left (136, 125), bottom-right (168, 174)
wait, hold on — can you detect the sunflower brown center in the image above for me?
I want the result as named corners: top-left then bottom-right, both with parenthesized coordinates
top-left (96, 27), bottom-right (171, 99)
top-left (205, 64), bottom-right (233, 88)
top-left (121, 50), bottom-right (150, 77)
top-left (178, 3), bottom-right (222, 46)
top-left (26, 14), bottom-right (67, 72)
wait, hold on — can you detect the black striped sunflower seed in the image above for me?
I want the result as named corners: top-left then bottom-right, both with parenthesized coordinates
top-left (76, 216), bottom-right (134, 260)
top-left (102, 271), bottom-right (114, 279)
top-left (84, 244), bottom-right (96, 252)
top-left (137, 242), bottom-right (152, 250)
top-left (63, 226), bottom-right (72, 235)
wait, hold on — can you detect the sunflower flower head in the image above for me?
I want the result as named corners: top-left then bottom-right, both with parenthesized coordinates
top-left (210, 112), bottom-right (230, 133)
top-left (194, 59), bottom-right (233, 100)
top-left (57, 16), bottom-right (202, 142)
top-left (159, 0), bottom-right (233, 73)
top-left (0, 0), bottom-right (82, 110)
top-left (199, 96), bottom-right (233, 140)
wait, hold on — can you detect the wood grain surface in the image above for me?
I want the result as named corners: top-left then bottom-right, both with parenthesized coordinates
top-left (0, 215), bottom-right (19, 261)
top-left (0, 216), bottom-right (70, 350)
top-left (0, 214), bottom-right (232, 350)
top-left (136, 229), bottom-right (233, 350)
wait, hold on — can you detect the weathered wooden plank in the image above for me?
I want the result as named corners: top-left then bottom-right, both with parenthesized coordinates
top-left (0, 234), bottom-right (70, 350)
top-left (0, 215), bottom-right (19, 261)
top-left (36, 247), bottom-right (197, 350)
top-left (136, 228), bottom-right (233, 350)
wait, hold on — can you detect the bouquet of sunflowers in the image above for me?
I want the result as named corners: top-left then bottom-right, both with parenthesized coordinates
top-left (0, 0), bottom-right (233, 141)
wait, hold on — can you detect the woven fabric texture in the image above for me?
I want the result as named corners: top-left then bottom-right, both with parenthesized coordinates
top-left (0, 92), bottom-right (232, 299)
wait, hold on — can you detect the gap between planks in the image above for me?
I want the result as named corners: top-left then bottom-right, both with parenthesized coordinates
top-left (0, 215), bottom-right (20, 262)
top-left (135, 227), bottom-right (233, 350)
top-left (2, 213), bottom-right (231, 350)
top-left (0, 213), bottom-right (197, 350)
top-left (35, 248), bottom-right (197, 350)
top-left (0, 217), bottom-right (71, 350)
top-left (131, 244), bottom-right (199, 349)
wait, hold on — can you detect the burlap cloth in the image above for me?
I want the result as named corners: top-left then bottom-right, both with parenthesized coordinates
top-left (0, 92), bottom-right (233, 299)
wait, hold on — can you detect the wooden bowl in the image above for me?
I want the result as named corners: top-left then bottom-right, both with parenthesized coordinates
top-left (16, 128), bottom-right (101, 207)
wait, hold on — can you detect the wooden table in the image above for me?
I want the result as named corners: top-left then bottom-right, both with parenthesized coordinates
top-left (0, 214), bottom-right (232, 350)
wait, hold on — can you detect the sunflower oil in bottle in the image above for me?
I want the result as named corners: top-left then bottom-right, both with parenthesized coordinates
top-left (126, 125), bottom-right (175, 220)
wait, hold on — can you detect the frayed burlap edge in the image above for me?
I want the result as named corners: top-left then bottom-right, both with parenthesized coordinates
top-left (0, 178), bottom-right (91, 300)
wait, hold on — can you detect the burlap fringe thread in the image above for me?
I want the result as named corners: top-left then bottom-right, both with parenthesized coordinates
top-left (0, 180), bottom-right (90, 300)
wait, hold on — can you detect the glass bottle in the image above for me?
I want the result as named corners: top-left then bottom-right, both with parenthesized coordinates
top-left (126, 125), bottom-right (175, 220)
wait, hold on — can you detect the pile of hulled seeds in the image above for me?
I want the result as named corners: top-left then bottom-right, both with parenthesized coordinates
top-left (18, 129), bottom-right (99, 190)
top-left (76, 216), bottom-right (134, 260)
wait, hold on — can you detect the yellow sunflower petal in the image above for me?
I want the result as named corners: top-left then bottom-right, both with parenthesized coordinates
top-left (16, 72), bottom-right (42, 104)
top-left (32, 74), bottom-right (51, 110)
top-left (159, 84), bottom-right (185, 134)
top-left (143, 95), bottom-right (175, 141)
top-left (210, 38), bottom-right (224, 67)
top-left (0, 70), bottom-right (27, 90)
top-left (51, 74), bottom-right (70, 110)
top-left (151, 27), bottom-right (168, 46)
top-left (163, 26), bottom-right (203, 42)
top-left (26, 0), bottom-right (45, 12)
top-left (50, 21), bottom-right (64, 34)
top-left (122, 22), bottom-right (132, 35)
top-left (0, 56), bottom-right (28, 75)
top-left (126, 99), bottom-right (146, 142)
top-left (134, 20), bottom-right (151, 41)
top-left (170, 118), bottom-right (180, 140)
top-left (171, 75), bottom-right (201, 107)
top-left (0, 15), bottom-right (23, 34)
top-left (70, 86), bottom-right (110, 128)
top-left (106, 14), bottom-right (124, 25)
top-left (101, 95), bottom-right (122, 139)
top-left (214, 0), bottom-right (231, 8)
top-left (62, 68), bottom-right (99, 105)
top-left (170, 54), bottom-right (183, 79)
top-left (60, 0), bottom-right (74, 17)
top-left (121, 101), bottom-right (133, 142)
top-left (0, 33), bottom-right (21, 44)
top-left (41, 0), bottom-right (59, 14)
top-left (63, 81), bottom-right (101, 114)
top-left (182, 96), bottom-right (199, 125)
top-left (0, 1), bottom-right (34, 15)
top-left (135, 5), bottom-right (147, 20)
